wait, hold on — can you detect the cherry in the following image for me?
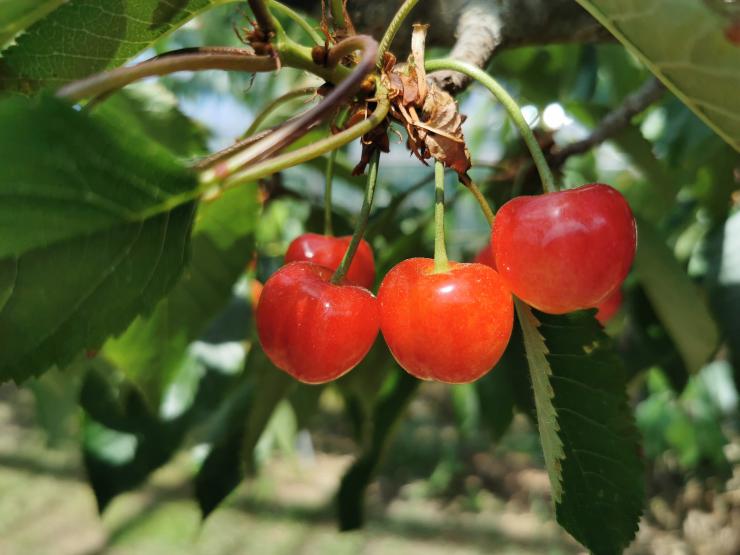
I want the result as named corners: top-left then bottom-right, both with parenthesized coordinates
top-left (377, 258), bottom-right (514, 383)
top-left (473, 242), bottom-right (496, 270)
top-left (285, 233), bottom-right (375, 288)
top-left (256, 262), bottom-right (379, 384)
top-left (595, 288), bottom-right (623, 325)
top-left (493, 184), bottom-right (636, 314)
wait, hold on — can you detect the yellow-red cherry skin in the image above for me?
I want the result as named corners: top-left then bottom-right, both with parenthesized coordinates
top-left (377, 258), bottom-right (514, 384)
top-left (492, 184), bottom-right (636, 314)
top-left (256, 262), bottom-right (379, 384)
top-left (285, 233), bottom-right (376, 289)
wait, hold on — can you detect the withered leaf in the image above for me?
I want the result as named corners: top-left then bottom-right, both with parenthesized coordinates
top-left (419, 85), bottom-right (471, 175)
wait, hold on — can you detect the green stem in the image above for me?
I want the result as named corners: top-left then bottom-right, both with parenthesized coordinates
top-left (376, 0), bottom-right (420, 70)
top-left (330, 0), bottom-right (347, 29)
top-left (205, 90), bottom-right (390, 197)
top-left (269, 0), bottom-right (323, 45)
top-left (462, 178), bottom-right (495, 226)
top-left (433, 161), bottom-right (450, 273)
top-left (199, 35), bottom-right (377, 182)
top-left (331, 149), bottom-right (381, 285)
top-left (324, 149), bottom-right (337, 236)
top-left (244, 87), bottom-right (316, 137)
top-left (425, 58), bottom-right (558, 194)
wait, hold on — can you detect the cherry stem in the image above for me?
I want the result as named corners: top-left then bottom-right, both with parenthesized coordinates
top-left (330, 0), bottom-right (348, 30)
top-left (269, 0), bottom-right (323, 45)
top-left (425, 58), bottom-right (558, 194)
top-left (324, 150), bottom-right (337, 236)
top-left (243, 86), bottom-right (316, 138)
top-left (460, 174), bottom-right (495, 226)
top-left (331, 149), bottom-right (381, 285)
top-left (377, 0), bottom-right (421, 71)
top-left (433, 161), bottom-right (450, 273)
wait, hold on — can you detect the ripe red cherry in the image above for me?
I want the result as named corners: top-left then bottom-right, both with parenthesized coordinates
top-left (256, 262), bottom-right (379, 384)
top-left (285, 233), bottom-right (375, 288)
top-left (377, 258), bottom-right (514, 383)
top-left (493, 184), bottom-right (636, 314)
top-left (473, 242), bottom-right (497, 270)
top-left (595, 288), bottom-right (623, 325)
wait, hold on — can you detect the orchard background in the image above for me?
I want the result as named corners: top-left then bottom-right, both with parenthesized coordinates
top-left (0, 1), bottom-right (739, 554)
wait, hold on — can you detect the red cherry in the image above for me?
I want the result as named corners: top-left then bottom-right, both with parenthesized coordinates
top-left (285, 233), bottom-right (375, 288)
top-left (377, 258), bottom-right (514, 383)
top-left (493, 184), bottom-right (636, 314)
top-left (595, 288), bottom-right (623, 325)
top-left (256, 262), bottom-right (379, 384)
top-left (474, 242), bottom-right (497, 270)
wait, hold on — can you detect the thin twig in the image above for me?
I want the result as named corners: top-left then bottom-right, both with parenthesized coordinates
top-left (552, 77), bottom-right (666, 164)
top-left (199, 34), bottom-right (378, 182)
top-left (57, 47), bottom-right (277, 102)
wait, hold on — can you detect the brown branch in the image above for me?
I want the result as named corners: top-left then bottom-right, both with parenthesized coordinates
top-left (551, 77), bottom-right (666, 164)
top-left (57, 47), bottom-right (277, 102)
top-left (248, 0), bottom-right (278, 35)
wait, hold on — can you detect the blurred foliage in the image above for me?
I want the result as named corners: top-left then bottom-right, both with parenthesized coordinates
top-left (1, 2), bottom-right (739, 554)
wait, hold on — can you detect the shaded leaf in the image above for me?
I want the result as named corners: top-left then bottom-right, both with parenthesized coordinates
top-left (574, 0), bottom-right (740, 151)
top-left (0, 0), bottom-right (65, 48)
top-left (337, 369), bottom-right (419, 530)
top-left (539, 310), bottom-right (645, 555)
top-left (0, 95), bottom-right (198, 383)
top-left (634, 218), bottom-right (719, 373)
top-left (0, 0), bottom-right (221, 93)
top-left (195, 344), bottom-right (293, 518)
top-left (103, 185), bottom-right (260, 407)
top-left (101, 82), bottom-right (210, 158)
top-left (475, 318), bottom-right (535, 440)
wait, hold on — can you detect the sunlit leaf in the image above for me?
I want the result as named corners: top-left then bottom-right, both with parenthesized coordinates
top-left (574, 0), bottom-right (740, 151)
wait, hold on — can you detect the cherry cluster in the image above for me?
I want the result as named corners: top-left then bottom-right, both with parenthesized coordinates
top-left (256, 183), bottom-right (636, 385)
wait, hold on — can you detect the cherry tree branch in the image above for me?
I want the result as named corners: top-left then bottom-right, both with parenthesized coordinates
top-left (551, 77), bottom-right (666, 164)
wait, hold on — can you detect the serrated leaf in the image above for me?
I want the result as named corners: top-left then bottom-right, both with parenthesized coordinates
top-left (0, 94), bottom-right (198, 383)
top-left (634, 218), bottom-right (719, 373)
top-left (516, 301), bottom-right (644, 553)
top-left (0, 0), bottom-right (66, 48)
top-left (195, 344), bottom-right (293, 518)
top-left (0, 0), bottom-right (227, 93)
top-left (337, 369), bottom-right (419, 531)
top-left (515, 299), bottom-right (565, 503)
top-left (103, 185), bottom-right (260, 407)
top-left (574, 0), bottom-right (740, 152)
top-left (537, 310), bottom-right (645, 555)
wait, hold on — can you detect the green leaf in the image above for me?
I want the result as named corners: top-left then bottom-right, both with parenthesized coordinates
top-left (517, 301), bottom-right (645, 553)
top-left (698, 210), bottom-right (740, 380)
top-left (0, 0), bottom-right (229, 93)
top-left (0, 94), bottom-right (198, 383)
top-left (540, 310), bottom-right (645, 555)
top-left (337, 369), bottom-right (419, 531)
top-left (0, 0), bottom-right (66, 48)
top-left (103, 185), bottom-right (260, 407)
top-left (100, 82), bottom-right (210, 158)
top-left (634, 218), bottom-right (720, 373)
top-left (574, 0), bottom-right (740, 152)
top-left (195, 344), bottom-right (293, 518)
top-left (515, 299), bottom-right (565, 503)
